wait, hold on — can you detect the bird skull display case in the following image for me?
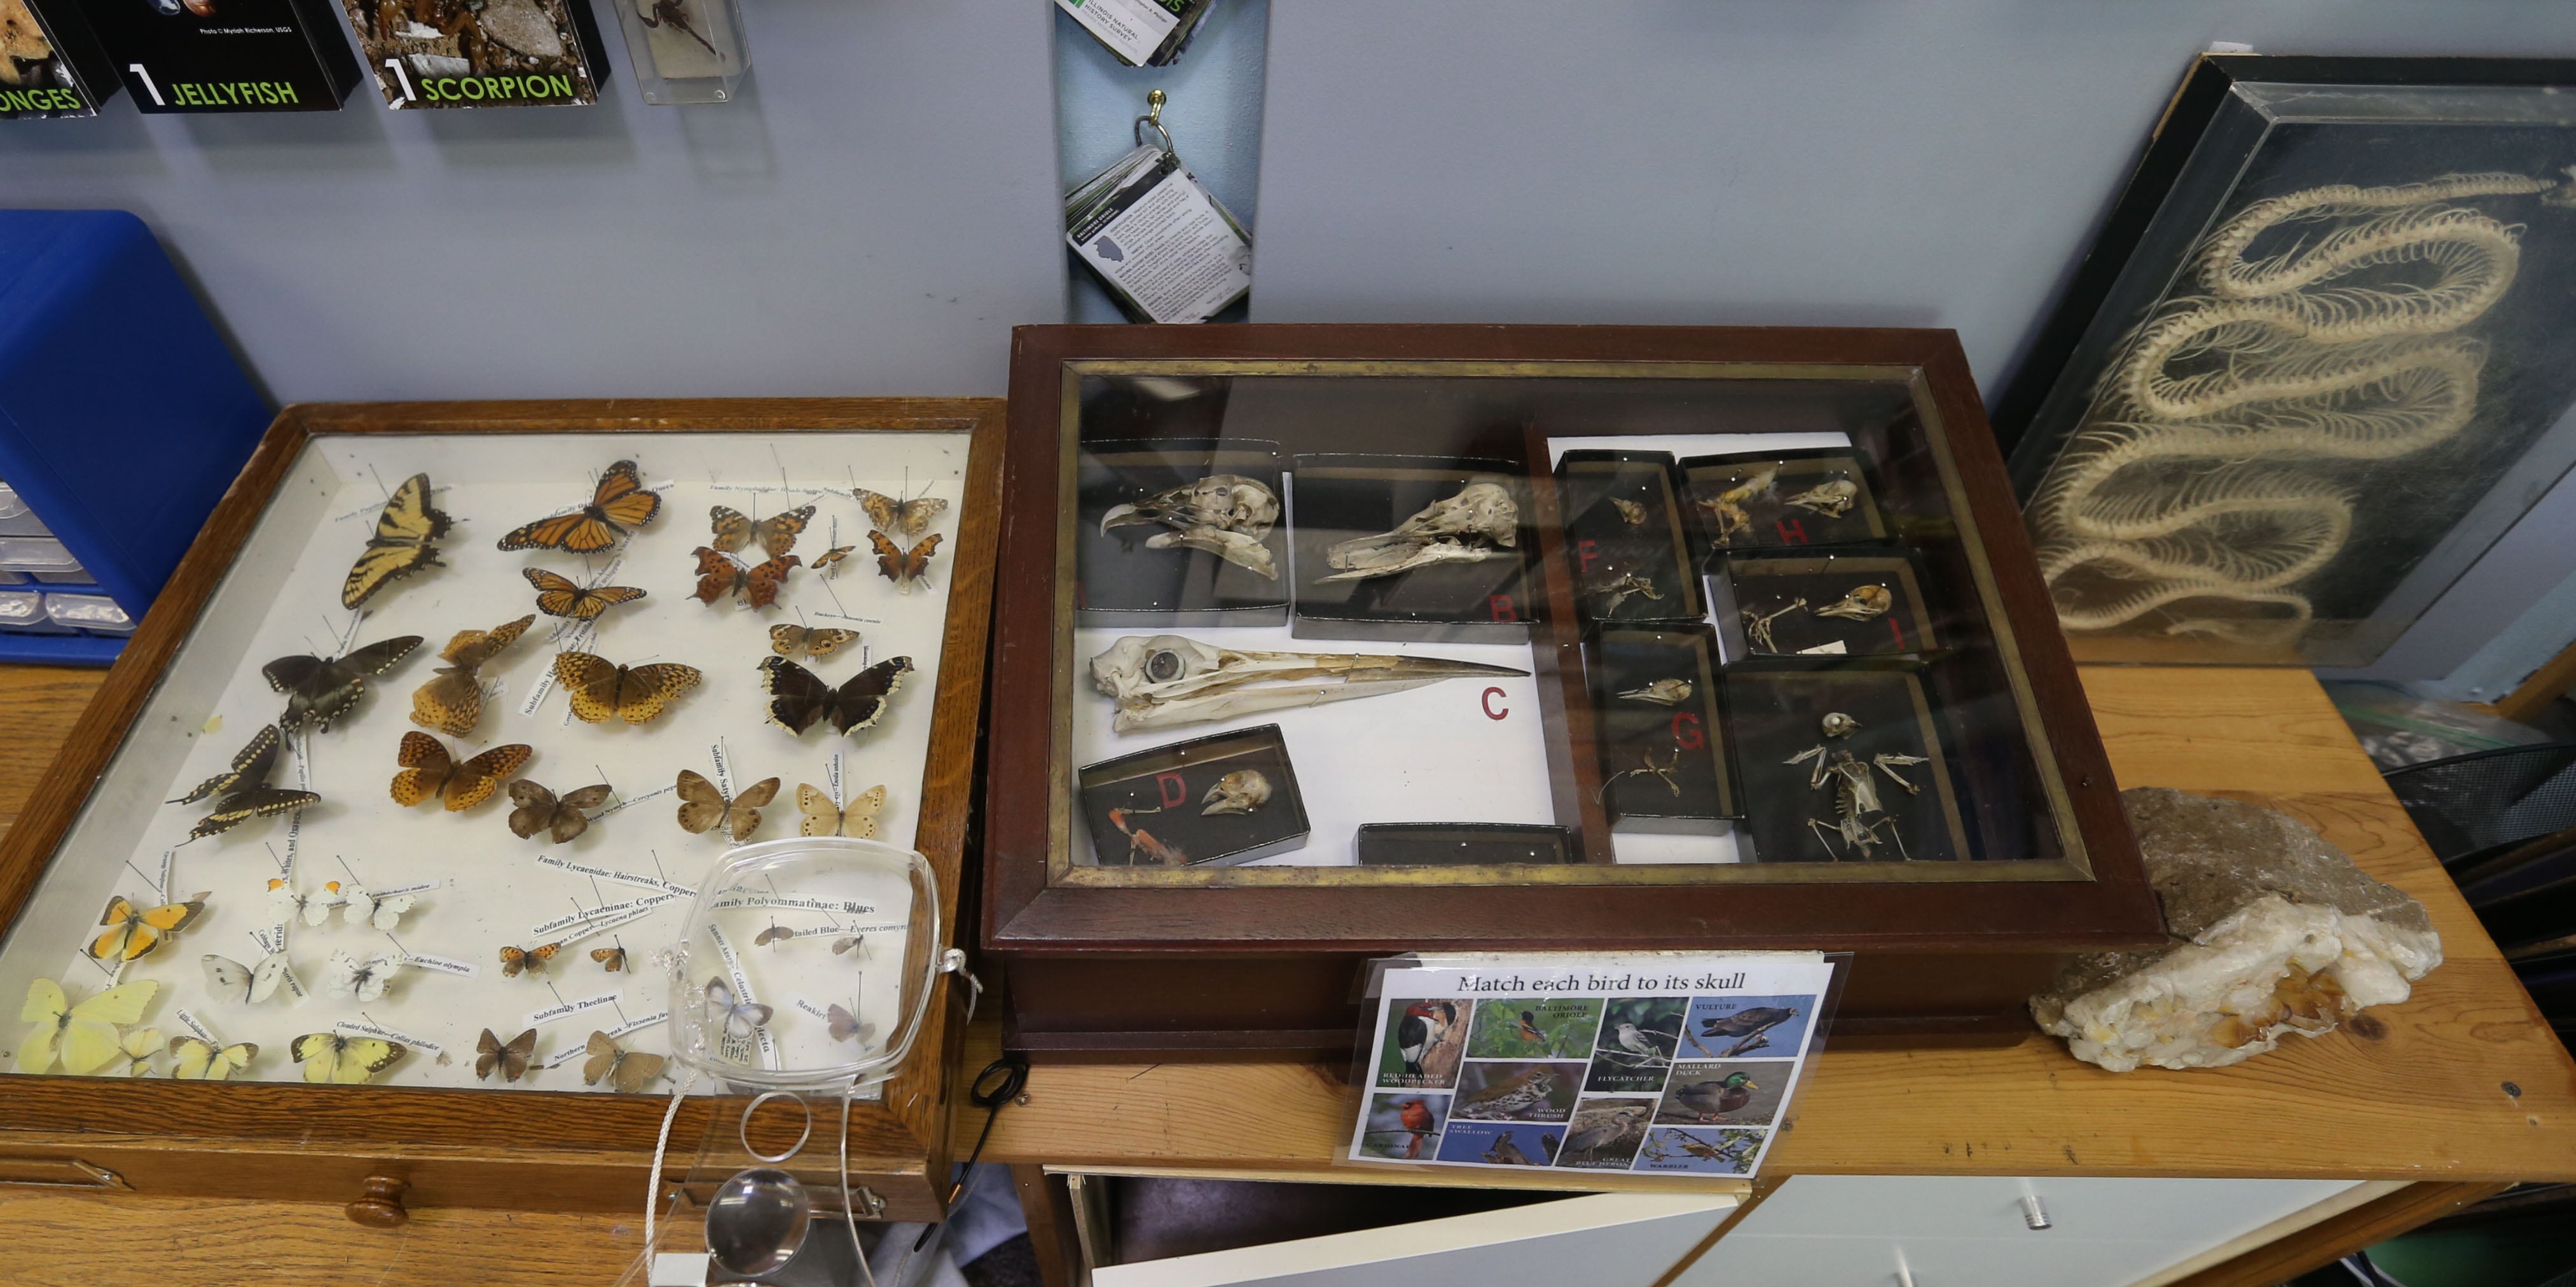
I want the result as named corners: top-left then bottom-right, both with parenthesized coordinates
top-left (988, 326), bottom-right (2159, 1061)
top-left (0, 399), bottom-right (1000, 1221)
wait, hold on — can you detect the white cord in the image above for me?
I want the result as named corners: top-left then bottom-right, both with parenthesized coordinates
top-left (643, 1068), bottom-right (701, 1270)
top-left (841, 1076), bottom-right (880, 1287)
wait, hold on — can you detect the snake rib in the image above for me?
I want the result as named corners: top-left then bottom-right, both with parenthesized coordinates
top-left (2030, 170), bottom-right (2559, 644)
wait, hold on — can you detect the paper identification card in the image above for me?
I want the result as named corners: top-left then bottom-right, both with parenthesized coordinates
top-left (1054, 0), bottom-right (1180, 66)
top-left (1347, 952), bottom-right (1834, 1178)
top-left (1066, 143), bottom-right (1253, 325)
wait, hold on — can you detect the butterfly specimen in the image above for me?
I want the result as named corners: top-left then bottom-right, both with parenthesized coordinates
top-left (268, 877), bottom-right (340, 928)
top-left (507, 780), bottom-right (612, 843)
top-left (855, 487), bottom-right (949, 539)
top-left (868, 532), bottom-right (941, 595)
top-left (753, 923), bottom-right (794, 947)
top-left (710, 504), bottom-right (815, 561)
top-left (497, 460), bottom-right (663, 553)
top-left (797, 783), bottom-right (886, 839)
top-left (759, 656), bottom-right (913, 738)
top-left (342, 473), bottom-right (453, 610)
top-left (267, 635), bottom-right (424, 732)
top-left (675, 769), bottom-right (780, 842)
top-left (409, 615), bottom-right (535, 737)
top-left (202, 951), bottom-right (291, 1005)
top-left (524, 567), bottom-right (649, 622)
top-left (322, 949), bottom-right (403, 1002)
top-left (390, 732), bottom-right (532, 811)
top-left (169, 1035), bottom-right (259, 1080)
top-left (109, 1027), bottom-right (163, 1076)
top-left (177, 724), bottom-right (321, 842)
top-left (769, 623), bottom-right (859, 660)
top-left (582, 1030), bottom-right (666, 1093)
top-left (810, 546), bottom-right (857, 577)
top-left (476, 1026), bottom-right (538, 1082)
top-left (499, 942), bottom-right (561, 978)
top-left (827, 1003), bottom-right (872, 1045)
top-left (591, 946), bottom-right (626, 972)
top-left (831, 936), bottom-right (865, 957)
top-left (338, 883), bottom-right (417, 932)
top-left (554, 652), bottom-right (704, 726)
top-left (290, 1031), bottom-right (405, 1084)
top-left (704, 978), bottom-right (772, 1040)
top-left (17, 978), bottom-right (156, 1075)
top-left (692, 547), bottom-right (801, 609)
top-left (86, 893), bottom-right (207, 962)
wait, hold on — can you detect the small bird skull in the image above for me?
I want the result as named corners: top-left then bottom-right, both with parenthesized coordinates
top-left (1821, 712), bottom-right (1861, 738)
top-left (1201, 769), bottom-right (1272, 816)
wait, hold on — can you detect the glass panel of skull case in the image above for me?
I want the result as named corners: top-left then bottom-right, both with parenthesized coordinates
top-left (1058, 353), bottom-right (2075, 875)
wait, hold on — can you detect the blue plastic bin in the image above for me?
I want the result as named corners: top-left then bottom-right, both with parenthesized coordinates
top-left (0, 210), bottom-right (272, 665)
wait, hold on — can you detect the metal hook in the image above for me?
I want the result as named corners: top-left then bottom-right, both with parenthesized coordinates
top-left (941, 947), bottom-right (984, 1024)
top-left (1134, 87), bottom-right (1174, 156)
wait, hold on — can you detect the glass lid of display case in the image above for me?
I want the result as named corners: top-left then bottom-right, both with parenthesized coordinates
top-left (1042, 360), bottom-right (2089, 885)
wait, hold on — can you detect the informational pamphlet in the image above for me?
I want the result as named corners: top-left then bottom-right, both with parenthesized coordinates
top-left (1348, 952), bottom-right (1836, 1177)
top-left (1054, 0), bottom-right (1210, 68)
top-left (1065, 142), bottom-right (1254, 324)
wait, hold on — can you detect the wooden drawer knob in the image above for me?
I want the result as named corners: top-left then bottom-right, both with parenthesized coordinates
top-left (345, 1175), bottom-right (410, 1228)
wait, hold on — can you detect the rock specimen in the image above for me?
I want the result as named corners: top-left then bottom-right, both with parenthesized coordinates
top-left (2032, 787), bottom-right (2442, 1072)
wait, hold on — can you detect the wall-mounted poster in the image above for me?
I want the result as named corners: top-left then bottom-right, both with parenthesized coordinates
top-left (1997, 56), bottom-right (2576, 668)
top-left (83, 0), bottom-right (359, 111)
top-left (1, 0), bottom-right (115, 117)
top-left (336, 0), bottom-right (609, 108)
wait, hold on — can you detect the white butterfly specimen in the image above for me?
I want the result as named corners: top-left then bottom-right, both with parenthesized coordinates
top-left (322, 949), bottom-right (404, 1002)
top-left (202, 951), bottom-right (291, 1005)
top-left (111, 1027), bottom-right (162, 1076)
top-left (169, 1036), bottom-right (259, 1080)
top-left (336, 883), bottom-right (417, 932)
top-left (826, 1003), bottom-right (872, 1047)
top-left (704, 978), bottom-right (772, 1040)
top-left (267, 877), bottom-right (339, 928)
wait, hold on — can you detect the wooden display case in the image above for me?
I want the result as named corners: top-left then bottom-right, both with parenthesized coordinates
top-left (985, 326), bottom-right (2161, 1061)
top-left (0, 399), bottom-right (1002, 1222)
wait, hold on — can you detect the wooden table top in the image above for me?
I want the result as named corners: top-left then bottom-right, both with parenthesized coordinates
top-left (0, 661), bottom-right (2569, 1286)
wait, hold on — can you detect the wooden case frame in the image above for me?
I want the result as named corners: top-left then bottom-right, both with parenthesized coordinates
top-left (0, 399), bottom-right (1003, 1220)
top-left (986, 326), bottom-right (2161, 1060)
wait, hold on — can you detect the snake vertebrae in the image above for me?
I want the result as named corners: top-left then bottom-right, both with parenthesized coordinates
top-left (2030, 170), bottom-right (2563, 645)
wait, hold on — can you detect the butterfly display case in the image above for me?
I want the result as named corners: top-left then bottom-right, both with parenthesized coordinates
top-left (0, 399), bottom-right (1000, 1221)
top-left (986, 325), bottom-right (2161, 1061)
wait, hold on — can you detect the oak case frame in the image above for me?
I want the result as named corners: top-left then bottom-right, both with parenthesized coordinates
top-left (0, 399), bottom-right (1005, 1219)
top-left (985, 325), bottom-right (2163, 1060)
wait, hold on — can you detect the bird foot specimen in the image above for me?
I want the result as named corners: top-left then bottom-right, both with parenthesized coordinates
top-left (1742, 598), bottom-right (1806, 652)
top-left (1320, 481), bottom-right (1519, 582)
top-left (1101, 474), bottom-right (1282, 579)
top-left (1698, 466), bottom-right (1777, 547)
top-left (1090, 634), bottom-right (1527, 733)
top-left (1604, 746), bottom-right (1683, 799)
top-left (1106, 806), bottom-right (1188, 866)
top-left (2032, 788), bottom-right (2442, 1072)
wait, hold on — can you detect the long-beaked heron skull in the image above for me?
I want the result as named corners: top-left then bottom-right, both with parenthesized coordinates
top-left (1100, 475), bottom-right (1282, 579)
top-left (1320, 481), bottom-right (1519, 582)
top-left (1089, 634), bottom-right (1529, 733)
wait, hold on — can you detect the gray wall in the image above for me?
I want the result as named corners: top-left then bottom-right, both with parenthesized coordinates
top-left (8, 1), bottom-right (2576, 408)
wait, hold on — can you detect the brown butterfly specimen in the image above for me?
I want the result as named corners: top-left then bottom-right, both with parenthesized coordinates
top-left (797, 783), bottom-right (886, 839)
top-left (582, 1030), bottom-right (666, 1093)
top-left (497, 460), bottom-right (663, 553)
top-left (675, 769), bottom-right (780, 843)
top-left (855, 487), bottom-right (949, 539)
top-left (710, 504), bottom-right (815, 561)
top-left (869, 532), bottom-right (940, 595)
top-left (591, 946), bottom-right (626, 972)
top-left (770, 623), bottom-right (859, 660)
top-left (410, 615), bottom-right (535, 736)
top-left (553, 652), bottom-right (703, 725)
top-left (761, 656), bottom-right (911, 738)
top-left (476, 1026), bottom-right (537, 1082)
top-left (753, 924), bottom-right (794, 947)
top-left (692, 548), bottom-right (800, 609)
top-left (810, 546), bottom-right (857, 577)
top-left (507, 780), bottom-right (613, 843)
top-left (499, 942), bottom-right (561, 977)
top-left (390, 732), bottom-right (532, 811)
top-left (525, 568), bottom-right (647, 621)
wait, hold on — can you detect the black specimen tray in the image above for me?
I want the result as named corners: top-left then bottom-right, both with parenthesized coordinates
top-left (1555, 450), bottom-right (1702, 627)
top-left (1726, 670), bottom-right (1967, 864)
top-left (1289, 454), bottom-right (1538, 644)
top-left (1078, 438), bottom-right (1290, 627)
top-left (1077, 724), bottom-right (1311, 867)
top-left (1679, 447), bottom-right (1891, 561)
top-left (1354, 822), bottom-right (1578, 866)
top-left (1588, 626), bottom-right (1742, 830)
top-left (1711, 549), bottom-right (1939, 664)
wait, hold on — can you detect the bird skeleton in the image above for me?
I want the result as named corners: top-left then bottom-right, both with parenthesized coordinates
top-left (1100, 474), bottom-right (1281, 579)
top-left (1742, 598), bottom-right (1805, 652)
top-left (1698, 466), bottom-right (1777, 547)
top-left (1091, 634), bottom-right (1528, 733)
top-left (1786, 743), bottom-right (1929, 859)
top-left (1319, 481), bottom-right (1519, 582)
top-left (1590, 572), bottom-right (1662, 616)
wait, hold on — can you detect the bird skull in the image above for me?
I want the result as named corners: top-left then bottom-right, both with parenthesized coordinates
top-left (1821, 712), bottom-right (1861, 739)
top-left (1100, 475), bottom-right (1282, 579)
top-left (1200, 769), bottom-right (1272, 816)
top-left (1089, 635), bottom-right (1530, 733)
top-left (1320, 481), bottom-right (1520, 582)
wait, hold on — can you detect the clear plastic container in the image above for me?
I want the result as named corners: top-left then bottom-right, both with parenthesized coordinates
top-left (0, 589), bottom-right (74, 633)
top-left (0, 486), bottom-right (55, 538)
top-left (43, 592), bottom-right (133, 635)
top-left (0, 537), bottom-right (83, 579)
